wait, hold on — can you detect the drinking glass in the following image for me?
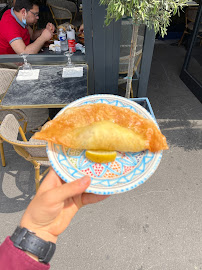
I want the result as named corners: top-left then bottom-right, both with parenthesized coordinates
top-left (20, 53), bottom-right (32, 70)
top-left (64, 48), bottom-right (74, 67)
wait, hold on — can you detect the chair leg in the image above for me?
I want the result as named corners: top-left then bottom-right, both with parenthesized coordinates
top-left (34, 163), bottom-right (41, 192)
top-left (178, 31), bottom-right (186, 46)
top-left (23, 121), bottom-right (28, 133)
top-left (73, 12), bottom-right (77, 21)
top-left (0, 138), bottom-right (6, 167)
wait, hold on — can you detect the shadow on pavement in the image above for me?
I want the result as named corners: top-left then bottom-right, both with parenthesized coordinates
top-left (0, 168), bottom-right (35, 213)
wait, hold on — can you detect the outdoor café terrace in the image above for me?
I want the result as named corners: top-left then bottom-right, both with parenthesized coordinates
top-left (0, 0), bottom-right (202, 269)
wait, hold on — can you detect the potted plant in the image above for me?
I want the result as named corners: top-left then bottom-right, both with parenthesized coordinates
top-left (100, 0), bottom-right (188, 98)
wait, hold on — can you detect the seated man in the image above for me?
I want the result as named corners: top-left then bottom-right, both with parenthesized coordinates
top-left (0, 0), bottom-right (55, 54)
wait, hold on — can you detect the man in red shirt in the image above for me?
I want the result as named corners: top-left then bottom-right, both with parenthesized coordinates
top-left (0, 0), bottom-right (55, 54)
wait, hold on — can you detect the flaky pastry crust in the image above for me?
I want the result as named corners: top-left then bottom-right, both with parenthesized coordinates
top-left (33, 104), bottom-right (168, 152)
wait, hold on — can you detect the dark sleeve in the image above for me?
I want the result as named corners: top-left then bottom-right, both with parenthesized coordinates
top-left (0, 237), bottom-right (50, 270)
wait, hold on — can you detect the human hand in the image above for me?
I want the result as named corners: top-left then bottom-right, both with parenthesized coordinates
top-left (20, 169), bottom-right (109, 244)
top-left (46, 22), bottom-right (55, 33)
top-left (40, 28), bottom-right (53, 42)
top-left (79, 24), bottom-right (84, 33)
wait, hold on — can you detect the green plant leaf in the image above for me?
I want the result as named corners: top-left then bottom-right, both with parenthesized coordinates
top-left (100, 0), bottom-right (188, 36)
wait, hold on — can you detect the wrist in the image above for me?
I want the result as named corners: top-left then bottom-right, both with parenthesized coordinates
top-left (25, 251), bottom-right (40, 262)
top-left (20, 223), bottom-right (58, 243)
top-left (37, 34), bottom-right (49, 46)
top-left (37, 35), bottom-right (45, 43)
top-left (10, 226), bottom-right (56, 264)
top-left (28, 229), bottom-right (58, 244)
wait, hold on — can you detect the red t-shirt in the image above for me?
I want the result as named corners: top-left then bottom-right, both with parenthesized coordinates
top-left (0, 8), bottom-right (30, 54)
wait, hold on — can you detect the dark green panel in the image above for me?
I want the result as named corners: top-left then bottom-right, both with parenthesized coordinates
top-left (137, 27), bottom-right (155, 97)
top-left (82, 0), bottom-right (94, 95)
top-left (92, 0), bottom-right (106, 92)
top-left (82, 0), bottom-right (121, 95)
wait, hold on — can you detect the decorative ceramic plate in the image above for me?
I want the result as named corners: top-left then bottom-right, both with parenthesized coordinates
top-left (47, 94), bottom-right (163, 194)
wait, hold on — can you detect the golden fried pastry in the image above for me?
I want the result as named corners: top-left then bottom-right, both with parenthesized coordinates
top-left (33, 104), bottom-right (168, 153)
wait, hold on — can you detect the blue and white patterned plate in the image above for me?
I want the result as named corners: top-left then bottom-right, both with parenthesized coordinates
top-left (47, 94), bottom-right (163, 194)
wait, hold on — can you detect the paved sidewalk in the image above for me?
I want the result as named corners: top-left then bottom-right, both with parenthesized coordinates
top-left (0, 42), bottom-right (202, 270)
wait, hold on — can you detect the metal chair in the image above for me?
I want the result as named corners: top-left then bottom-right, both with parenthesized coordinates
top-left (47, 0), bottom-right (77, 27)
top-left (0, 68), bottom-right (28, 166)
top-left (0, 68), bottom-right (50, 167)
top-left (178, 7), bottom-right (202, 46)
top-left (0, 114), bottom-right (50, 192)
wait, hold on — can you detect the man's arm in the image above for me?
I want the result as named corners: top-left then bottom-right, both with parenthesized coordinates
top-left (32, 29), bottom-right (44, 40)
top-left (10, 29), bottom-right (53, 54)
top-left (28, 25), bottom-right (43, 41)
top-left (28, 23), bottom-right (55, 41)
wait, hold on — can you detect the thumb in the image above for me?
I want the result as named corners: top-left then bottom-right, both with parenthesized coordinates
top-left (50, 176), bottom-right (91, 204)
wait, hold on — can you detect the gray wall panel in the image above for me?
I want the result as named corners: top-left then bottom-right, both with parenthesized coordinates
top-left (137, 27), bottom-right (155, 97)
top-left (83, 0), bottom-right (121, 95)
top-left (92, 0), bottom-right (106, 92)
top-left (82, 0), bottom-right (94, 95)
